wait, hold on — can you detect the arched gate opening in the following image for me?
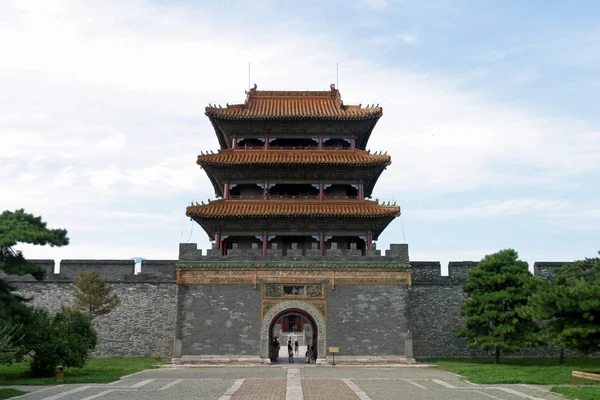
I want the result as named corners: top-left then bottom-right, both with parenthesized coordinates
top-left (269, 309), bottom-right (317, 363)
top-left (260, 300), bottom-right (326, 364)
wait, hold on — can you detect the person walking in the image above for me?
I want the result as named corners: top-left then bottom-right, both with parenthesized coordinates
top-left (294, 339), bottom-right (299, 356)
top-left (287, 342), bottom-right (294, 363)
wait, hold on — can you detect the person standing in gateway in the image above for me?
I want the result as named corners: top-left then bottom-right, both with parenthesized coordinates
top-left (272, 338), bottom-right (280, 362)
top-left (294, 339), bottom-right (299, 356)
top-left (287, 341), bottom-right (294, 363)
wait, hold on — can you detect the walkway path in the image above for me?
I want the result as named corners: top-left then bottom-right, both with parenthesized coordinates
top-left (7, 366), bottom-right (565, 400)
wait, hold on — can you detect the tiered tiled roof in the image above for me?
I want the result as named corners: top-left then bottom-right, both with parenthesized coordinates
top-left (197, 149), bottom-right (391, 167)
top-left (186, 199), bottom-right (400, 219)
top-left (205, 84), bottom-right (382, 121)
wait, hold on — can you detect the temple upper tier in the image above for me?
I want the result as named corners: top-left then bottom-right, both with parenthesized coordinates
top-left (205, 84), bottom-right (382, 149)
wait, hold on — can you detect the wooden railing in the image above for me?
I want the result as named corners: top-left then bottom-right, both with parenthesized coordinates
top-left (228, 194), bottom-right (358, 200)
top-left (236, 145), bottom-right (351, 150)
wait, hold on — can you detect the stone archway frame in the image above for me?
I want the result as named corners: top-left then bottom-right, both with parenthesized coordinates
top-left (260, 300), bottom-right (326, 362)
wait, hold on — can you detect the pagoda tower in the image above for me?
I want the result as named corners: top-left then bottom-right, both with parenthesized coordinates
top-left (186, 84), bottom-right (400, 256)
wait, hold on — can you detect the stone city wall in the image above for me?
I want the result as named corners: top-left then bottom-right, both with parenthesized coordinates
top-left (175, 284), bottom-right (262, 357)
top-left (8, 259), bottom-right (178, 358)
top-left (6, 257), bottom-right (573, 359)
top-left (327, 285), bottom-right (409, 356)
top-left (410, 261), bottom-right (573, 359)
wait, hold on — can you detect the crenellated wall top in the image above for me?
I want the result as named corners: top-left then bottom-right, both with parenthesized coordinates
top-left (2, 257), bottom-right (573, 286)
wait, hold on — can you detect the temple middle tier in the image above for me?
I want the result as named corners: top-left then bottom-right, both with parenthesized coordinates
top-left (186, 199), bottom-right (400, 256)
top-left (197, 149), bottom-right (391, 198)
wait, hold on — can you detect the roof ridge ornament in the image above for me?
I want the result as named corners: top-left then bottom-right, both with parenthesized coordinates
top-left (245, 83), bottom-right (258, 95)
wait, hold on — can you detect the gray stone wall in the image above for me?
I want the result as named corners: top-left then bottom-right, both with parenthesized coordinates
top-left (9, 256), bottom-right (576, 360)
top-left (327, 285), bottom-right (409, 356)
top-left (11, 259), bottom-right (178, 358)
top-left (410, 285), bottom-right (480, 357)
top-left (176, 284), bottom-right (261, 355)
top-left (410, 260), bottom-right (574, 359)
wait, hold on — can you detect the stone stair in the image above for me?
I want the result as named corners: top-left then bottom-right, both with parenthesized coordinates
top-left (323, 355), bottom-right (417, 365)
top-left (171, 355), bottom-right (270, 366)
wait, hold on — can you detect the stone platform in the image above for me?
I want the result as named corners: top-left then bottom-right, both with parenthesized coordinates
top-left (323, 355), bottom-right (416, 365)
top-left (172, 355), bottom-right (270, 365)
top-left (171, 354), bottom-right (416, 367)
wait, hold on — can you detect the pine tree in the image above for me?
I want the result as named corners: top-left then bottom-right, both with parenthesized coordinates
top-left (525, 252), bottom-right (600, 358)
top-left (455, 249), bottom-right (542, 363)
top-left (0, 209), bottom-right (68, 325)
top-left (71, 270), bottom-right (121, 321)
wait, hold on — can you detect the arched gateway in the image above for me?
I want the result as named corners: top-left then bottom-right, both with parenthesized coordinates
top-left (260, 300), bottom-right (326, 362)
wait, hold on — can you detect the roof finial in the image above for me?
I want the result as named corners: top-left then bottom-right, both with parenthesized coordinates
top-left (245, 83), bottom-right (257, 95)
top-left (330, 83), bottom-right (336, 91)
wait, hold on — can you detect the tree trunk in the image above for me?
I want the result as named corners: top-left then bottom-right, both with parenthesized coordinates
top-left (494, 348), bottom-right (500, 364)
top-left (559, 348), bottom-right (565, 365)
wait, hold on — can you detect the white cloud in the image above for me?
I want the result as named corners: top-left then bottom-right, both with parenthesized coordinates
top-left (409, 199), bottom-right (600, 230)
top-left (1, 0), bottom-right (598, 261)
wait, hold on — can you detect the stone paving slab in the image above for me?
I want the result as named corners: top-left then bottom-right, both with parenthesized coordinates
top-left (231, 378), bottom-right (285, 400)
top-left (300, 366), bottom-right (456, 379)
top-left (302, 379), bottom-right (359, 400)
top-left (122, 366), bottom-right (287, 379)
top-left (5, 366), bottom-right (568, 400)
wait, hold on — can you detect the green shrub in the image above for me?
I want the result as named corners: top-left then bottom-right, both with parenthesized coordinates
top-left (0, 325), bottom-right (23, 365)
top-left (23, 309), bottom-right (97, 377)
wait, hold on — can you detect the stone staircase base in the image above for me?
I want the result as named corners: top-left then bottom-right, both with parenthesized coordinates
top-left (171, 355), bottom-right (270, 366)
top-left (170, 355), bottom-right (417, 367)
top-left (323, 356), bottom-right (417, 365)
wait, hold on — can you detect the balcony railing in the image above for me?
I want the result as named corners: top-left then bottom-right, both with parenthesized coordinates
top-left (269, 194), bottom-right (319, 200)
top-left (236, 145), bottom-right (351, 150)
top-left (228, 194), bottom-right (358, 200)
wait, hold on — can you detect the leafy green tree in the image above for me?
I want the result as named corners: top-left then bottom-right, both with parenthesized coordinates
top-left (0, 209), bottom-right (68, 325)
top-left (525, 253), bottom-right (600, 360)
top-left (23, 308), bottom-right (97, 377)
top-left (455, 249), bottom-right (542, 364)
top-left (69, 270), bottom-right (121, 321)
top-left (0, 325), bottom-right (23, 365)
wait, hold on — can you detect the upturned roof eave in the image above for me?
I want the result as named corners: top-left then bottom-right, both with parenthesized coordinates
top-left (185, 200), bottom-right (401, 219)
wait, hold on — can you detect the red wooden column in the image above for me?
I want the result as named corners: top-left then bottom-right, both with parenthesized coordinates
top-left (320, 234), bottom-right (325, 256)
top-left (232, 137), bottom-right (237, 149)
top-left (265, 137), bottom-right (269, 149)
top-left (358, 183), bottom-right (364, 200)
top-left (366, 234), bottom-right (372, 250)
top-left (318, 137), bottom-right (323, 150)
top-left (262, 234), bottom-right (268, 256)
top-left (350, 138), bottom-right (355, 150)
top-left (224, 183), bottom-right (230, 199)
top-left (319, 183), bottom-right (324, 200)
top-left (215, 233), bottom-right (221, 249)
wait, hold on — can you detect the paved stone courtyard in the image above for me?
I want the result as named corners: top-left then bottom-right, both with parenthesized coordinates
top-left (9, 366), bottom-right (565, 400)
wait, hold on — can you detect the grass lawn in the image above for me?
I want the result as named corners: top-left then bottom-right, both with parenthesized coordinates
top-left (0, 357), bottom-right (163, 386)
top-left (551, 386), bottom-right (600, 400)
top-left (0, 389), bottom-right (27, 399)
top-left (430, 357), bottom-right (600, 385)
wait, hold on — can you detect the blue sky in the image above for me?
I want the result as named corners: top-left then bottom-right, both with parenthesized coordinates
top-left (2, 0), bottom-right (598, 271)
